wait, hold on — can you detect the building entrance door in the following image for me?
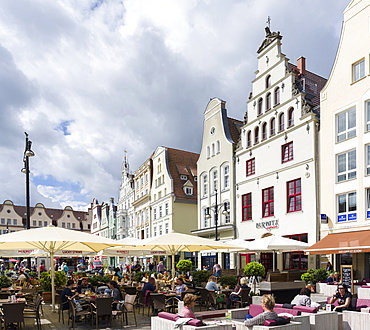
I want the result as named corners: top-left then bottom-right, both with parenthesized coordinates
top-left (260, 252), bottom-right (273, 272)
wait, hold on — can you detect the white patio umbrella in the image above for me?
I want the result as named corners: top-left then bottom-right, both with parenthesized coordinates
top-left (234, 235), bottom-right (310, 271)
top-left (133, 231), bottom-right (240, 287)
top-left (0, 226), bottom-right (118, 311)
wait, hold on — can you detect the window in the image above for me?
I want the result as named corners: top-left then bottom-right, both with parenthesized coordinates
top-left (207, 146), bottom-right (210, 158)
top-left (217, 141), bottom-right (220, 153)
top-left (337, 108), bottom-right (356, 142)
top-left (337, 150), bottom-right (356, 182)
top-left (262, 122), bottom-right (267, 140)
top-left (62, 222), bottom-right (65, 228)
top-left (288, 108), bottom-right (294, 127)
top-left (202, 174), bottom-right (208, 196)
top-left (266, 75), bottom-right (271, 88)
top-left (212, 144), bottom-right (215, 156)
top-left (141, 177), bottom-right (143, 186)
top-left (254, 127), bottom-right (259, 144)
top-left (282, 142), bottom-right (293, 163)
top-left (38, 221), bottom-right (42, 227)
top-left (154, 209), bottom-right (157, 220)
top-left (282, 235), bottom-right (308, 270)
top-left (165, 203), bottom-right (169, 215)
top-left (279, 113), bottom-right (285, 131)
top-left (287, 179), bottom-right (302, 212)
top-left (44, 221), bottom-right (47, 227)
top-left (223, 165), bottom-right (230, 189)
top-left (366, 101), bottom-right (370, 131)
top-left (72, 223), bottom-right (75, 229)
top-left (262, 187), bottom-right (274, 217)
top-left (159, 205), bottom-right (162, 218)
top-left (145, 173), bottom-right (148, 182)
top-left (266, 93), bottom-right (271, 111)
top-left (338, 192), bottom-right (357, 222)
top-left (154, 226), bottom-right (157, 236)
top-left (146, 228), bottom-right (149, 238)
top-left (0, 219), bottom-right (4, 225)
top-left (159, 225), bottom-right (162, 236)
top-left (270, 118), bottom-right (275, 136)
top-left (158, 191), bottom-right (162, 199)
top-left (366, 189), bottom-right (370, 219)
top-left (258, 98), bottom-right (263, 115)
top-left (366, 145), bottom-right (370, 175)
top-left (67, 222), bottom-right (70, 228)
top-left (180, 175), bottom-right (187, 180)
top-left (212, 170), bottom-right (218, 193)
top-left (203, 208), bottom-right (209, 228)
top-left (13, 219), bottom-right (17, 225)
top-left (246, 158), bottom-right (255, 177)
top-left (185, 187), bottom-right (193, 195)
top-left (247, 131), bottom-right (251, 147)
top-left (33, 220), bottom-right (36, 226)
top-left (242, 193), bottom-right (252, 221)
top-left (223, 201), bottom-right (230, 223)
top-left (352, 59), bottom-right (365, 83)
top-left (165, 223), bottom-right (169, 234)
top-left (274, 87), bottom-right (280, 105)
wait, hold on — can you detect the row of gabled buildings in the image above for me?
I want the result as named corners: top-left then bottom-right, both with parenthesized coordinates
top-left (93, 0), bottom-right (370, 278)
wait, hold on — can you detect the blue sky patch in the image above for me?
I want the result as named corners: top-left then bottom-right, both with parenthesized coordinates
top-left (56, 120), bottom-right (72, 135)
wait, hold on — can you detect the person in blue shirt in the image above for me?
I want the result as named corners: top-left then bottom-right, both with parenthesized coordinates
top-left (205, 275), bottom-right (219, 291)
top-left (61, 280), bottom-right (77, 310)
top-left (326, 273), bottom-right (334, 284)
top-left (142, 277), bottom-right (158, 297)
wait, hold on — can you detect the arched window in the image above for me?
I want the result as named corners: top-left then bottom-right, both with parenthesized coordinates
top-left (217, 140), bottom-right (220, 153)
top-left (288, 108), bottom-right (294, 127)
top-left (247, 130), bottom-right (252, 147)
top-left (274, 87), bottom-right (280, 105)
top-left (207, 146), bottom-right (210, 158)
top-left (266, 93), bottom-right (271, 111)
top-left (262, 122), bottom-right (267, 140)
top-left (266, 75), bottom-right (271, 88)
top-left (279, 113), bottom-right (285, 132)
top-left (258, 98), bottom-right (263, 115)
top-left (254, 126), bottom-right (259, 144)
top-left (270, 117), bottom-right (276, 136)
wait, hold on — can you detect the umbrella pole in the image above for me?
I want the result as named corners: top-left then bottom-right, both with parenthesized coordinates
top-left (50, 251), bottom-right (56, 312)
top-left (172, 252), bottom-right (175, 290)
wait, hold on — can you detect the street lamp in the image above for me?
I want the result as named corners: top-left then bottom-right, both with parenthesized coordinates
top-left (205, 189), bottom-right (229, 241)
top-left (21, 132), bottom-right (35, 268)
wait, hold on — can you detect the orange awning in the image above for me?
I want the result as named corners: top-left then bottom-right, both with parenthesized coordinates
top-left (305, 230), bottom-right (370, 255)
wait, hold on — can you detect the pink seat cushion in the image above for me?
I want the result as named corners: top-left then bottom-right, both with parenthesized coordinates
top-left (187, 319), bottom-right (203, 327)
top-left (356, 299), bottom-right (370, 308)
top-left (361, 285), bottom-right (370, 288)
top-left (293, 306), bottom-right (317, 313)
top-left (274, 307), bottom-right (300, 316)
top-left (158, 312), bottom-right (180, 322)
top-left (274, 303), bottom-right (284, 308)
top-left (264, 320), bottom-right (277, 326)
top-left (249, 304), bottom-right (264, 317)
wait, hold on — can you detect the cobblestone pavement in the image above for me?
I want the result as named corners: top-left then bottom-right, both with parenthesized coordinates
top-left (23, 302), bottom-right (152, 329)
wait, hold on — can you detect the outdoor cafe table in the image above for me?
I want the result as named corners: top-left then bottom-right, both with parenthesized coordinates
top-left (0, 298), bottom-right (26, 307)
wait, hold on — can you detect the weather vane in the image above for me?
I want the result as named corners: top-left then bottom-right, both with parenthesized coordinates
top-left (266, 16), bottom-right (271, 29)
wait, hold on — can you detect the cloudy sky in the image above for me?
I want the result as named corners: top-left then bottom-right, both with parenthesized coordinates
top-left (0, 0), bottom-right (349, 211)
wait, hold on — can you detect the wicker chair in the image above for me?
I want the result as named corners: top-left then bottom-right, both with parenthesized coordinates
top-left (122, 294), bottom-right (137, 327)
top-left (124, 286), bottom-right (137, 295)
top-left (0, 302), bottom-right (25, 329)
top-left (230, 287), bottom-right (251, 308)
top-left (91, 296), bottom-right (113, 329)
top-left (23, 294), bottom-right (43, 330)
top-left (68, 297), bottom-right (93, 330)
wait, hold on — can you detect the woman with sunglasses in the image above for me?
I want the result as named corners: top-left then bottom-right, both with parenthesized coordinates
top-left (329, 283), bottom-right (352, 311)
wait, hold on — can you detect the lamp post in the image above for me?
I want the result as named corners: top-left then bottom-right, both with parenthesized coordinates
top-left (21, 132), bottom-right (35, 268)
top-left (205, 189), bottom-right (229, 241)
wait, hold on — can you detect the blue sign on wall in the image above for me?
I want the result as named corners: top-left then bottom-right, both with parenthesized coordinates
top-left (348, 213), bottom-right (357, 221)
top-left (321, 214), bottom-right (327, 220)
top-left (367, 211), bottom-right (370, 219)
top-left (338, 214), bottom-right (347, 222)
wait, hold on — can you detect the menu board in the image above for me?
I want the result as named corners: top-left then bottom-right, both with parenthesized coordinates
top-left (341, 265), bottom-right (353, 293)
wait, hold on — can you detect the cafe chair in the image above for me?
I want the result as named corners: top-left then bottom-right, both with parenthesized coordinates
top-left (68, 298), bottom-right (93, 330)
top-left (0, 302), bottom-right (25, 329)
top-left (230, 287), bottom-right (251, 309)
top-left (91, 296), bottom-right (113, 329)
top-left (56, 293), bottom-right (68, 324)
top-left (122, 294), bottom-right (137, 327)
top-left (136, 290), bottom-right (145, 315)
top-left (198, 288), bottom-right (210, 311)
top-left (23, 294), bottom-right (43, 330)
top-left (123, 286), bottom-right (137, 295)
top-left (208, 290), bottom-right (226, 310)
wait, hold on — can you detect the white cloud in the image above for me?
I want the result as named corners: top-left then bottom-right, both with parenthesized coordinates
top-left (0, 0), bottom-right (349, 209)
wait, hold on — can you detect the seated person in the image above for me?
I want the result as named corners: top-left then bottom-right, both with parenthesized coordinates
top-left (326, 273), bottom-right (335, 284)
top-left (179, 293), bottom-right (197, 319)
top-left (175, 277), bottom-right (188, 298)
top-left (142, 277), bottom-right (158, 297)
top-left (333, 272), bottom-right (340, 283)
top-left (18, 270), bottom-right (27, 284)
top-left (61, 279), bottom-right (78, 310)
top-left (163, 271), bottom-right (171, 282)
top-left (77, 273), bottom-right (87, 285)
top-left (109, 281), bottom-right (123, 310)
top-left (227, 277), bottom-right (249, 308)
top-left (141, 272), bottom-right (150, 283)
top-left (330, 283), bottom-right (352, 311)
top-left (205, 275), bottom-right (219, 291)
top-left (76, 278), bottom-right (95, 294)
top-left (156, 273), bottom-right (165, 290)
top-left (244, 294), bottom-right (278, 326)
top-left (291, 287), bottom-right (312, 306)
top-left (112, 267), bottom-right (124, 282)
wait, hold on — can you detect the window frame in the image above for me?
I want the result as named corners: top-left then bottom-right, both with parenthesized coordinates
top-left (246, 158), bottom-right (255, 177)
top-left (274, 87), bottom-right (280, 105)
top-left (262, 187), bottom-right (274, 218)
top-left (247, 130), bottom-right (252, 147)
top-left (366, 101), bottom-right (370, 132)
top-left (336, 107), bottom-right (356, 142)
top-left (287, 178), bottom-right (302, 213)
top-left (262, 122), bottom-right (267, 140)
top-left (242, 193), bottom-right (252, 221)
top-left (288, 108), bottom-right (294, 127)
top-left (266, 93), bottom-right (271, 111)
top-left (352, 58), bottom-right (365, 83)
top-left (279, 113), bottom-right (285, 132)
top-left (254, 127), bottom-right (259, 144)
top-left (282, 142), bottom-right (293, 163)
top-left (258, 98), bottom-right (263, 116)
top-left (270, 117), bottom-right (276, 136)
top-left (337, 191), bottom-right (357, 223)
top-left (337, 149), bottom-right (356, 182)
top-left (223, 164), bottom-right (230, 190)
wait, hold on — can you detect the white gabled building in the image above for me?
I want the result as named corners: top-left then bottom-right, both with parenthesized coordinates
top-left (193, 98), bottom-right (243, 270)
top-left (116, 155), bottom-right (134, 239)
top-left (235, 28), bottom-right (326, 273)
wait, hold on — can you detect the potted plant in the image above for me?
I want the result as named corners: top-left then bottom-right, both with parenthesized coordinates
top-left (219, 275), bottom-right (238, 289)
top-left (176, 260), bottom-right (192, 274)
top-left (0, 276), bottom-right (12, 289)
top-left (192, 270), bottom-right (210, 287)
top-left (244, 262), bottom-right (265, 294)
top-left (40, 271), bottom-right (67, 303)
top-left (301, 269), bottom-right (318, 292)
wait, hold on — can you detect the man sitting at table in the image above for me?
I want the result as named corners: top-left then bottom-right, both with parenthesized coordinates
top-left (142, 277), bottom-right (158, 297)
top-left (61, 280), bottom-right (78, 310)
top-left (76, 278), bottom-right (95, 294)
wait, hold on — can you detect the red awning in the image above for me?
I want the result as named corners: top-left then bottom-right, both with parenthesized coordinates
top-left (305, 230), bottom-right (370, 255)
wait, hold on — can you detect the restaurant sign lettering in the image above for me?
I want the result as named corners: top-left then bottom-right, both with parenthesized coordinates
top-left (256, 219), bottom-right (279, 230)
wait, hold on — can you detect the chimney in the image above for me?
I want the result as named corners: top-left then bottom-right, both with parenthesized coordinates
top-left (297, 56), bottom-right (306, 75)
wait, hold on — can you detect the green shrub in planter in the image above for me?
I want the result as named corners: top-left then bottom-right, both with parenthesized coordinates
top-left (314, 268), bottom-right (328, 283)
top-left (0, 276), bottom-right (12, 289)
top-left (176, 260), bottom-right (192, 273)
top-left (192, 270), bottom-right (210, 287)
top-left (134, 271), bottom-right (144, 283)
top-left (40, 271), bottom-right (67, 292)
top-left (301, 269), bottom-right (316, 284)
top-left (219, 275), bottom-right (238, 288)
top-left (244, 262), bottom-right (265, 278)
top-left (88, 275), bottom-right (104, 287)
